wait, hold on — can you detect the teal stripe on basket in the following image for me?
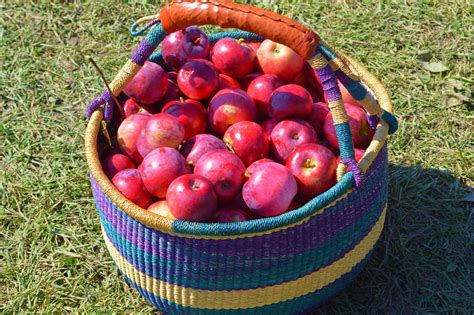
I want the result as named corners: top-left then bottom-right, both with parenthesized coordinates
top-left (119, 250), bottom-right (373, 314)
top-left (341, 74), bottom-right (367, 101)
top-left (99, 187), bottom-right (385, 290)
top-left (334, 122), bottom-right (356, 159)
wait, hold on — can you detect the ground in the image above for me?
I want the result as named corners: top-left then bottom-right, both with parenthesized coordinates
top-left (1, 0), bottom-right (472, 313)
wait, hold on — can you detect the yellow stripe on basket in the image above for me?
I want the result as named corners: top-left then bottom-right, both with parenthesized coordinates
top-left (102, 207), bottom-right (386, 309)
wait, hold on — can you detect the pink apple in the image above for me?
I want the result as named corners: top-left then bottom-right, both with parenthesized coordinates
top-left (148, 200), bottom-right (176, 220)
top-left (323, 103), bottom-right (373, 149)
top-left (270, 119), bottom-right (318, 163)
top-left (137, 113), bottom-right (185, 158)
top-left (245, 158), bottom-right (273, 177)
top-left (141, 147), bottom-right (190, 198)
top-left (180, 134), bottom-right (226, 167)
top-left (243, 162), bottom-right (297, 217)
top-left (239, 72), bottom-right (263, 90)
top-left (194, 149), bottom-right (246, 203)
top-left (286, 143), bottom-right (337, 198)
top-left (178, 59), bottom-right (219, 100)
top-left (162, 99), bottom-right (207, 140)
top-left (307, 102), bottom-right (330, 136)
top-left (112, 169), bottom-right (153, 208)
top-left (124, 61), bottom-right (168, 104)
top-left (224, 121), bottom-right (269, 166)
top-left (162, 26), bottom-right (211, 70)
top-left (268, 84), bottom-right (313, 120)
top-left (208, 88), bottom-right (257, 136)
top-left (167, 174), bottom-right (217, 222)
top-left (117, 113), bottom-right (151, 164)
top-left (256, 39), bottom-right (305, 82)
top-left (261, 119), bottom-right (278, 139)
top-left (212, 38), bottom-right (256, 78)
top-left (247, 74), bottom-right (284, 118)
top-left (214, 208), bottom-right (248, 223)
top-left (121, 98), bottom-right (142, 118)
top-left (218, 74), bottom-right (241, 89)
top-left (101, 153), bottom-right (136, 179)
top-left (141, 80), bottom-right (184, 114)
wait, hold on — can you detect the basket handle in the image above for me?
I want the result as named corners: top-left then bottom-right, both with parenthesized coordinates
top-left (160, 0), bottom-right (320, 60)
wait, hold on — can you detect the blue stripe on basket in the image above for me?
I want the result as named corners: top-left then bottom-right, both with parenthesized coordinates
top-left (99, 186), bottom-right (385, 290)
top-left (335, 122), bottom-right (356, 159)
top-left (119, 250), bottom-right (373, 314)
top-left (341, 75), bottom-right (367, 101)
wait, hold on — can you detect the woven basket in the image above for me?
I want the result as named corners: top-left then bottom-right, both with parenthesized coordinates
top-left (85, 2), bottom-right (398, 314)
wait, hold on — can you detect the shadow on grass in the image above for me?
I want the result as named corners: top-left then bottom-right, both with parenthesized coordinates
top-left (316, 164), bottom-right (472, 313)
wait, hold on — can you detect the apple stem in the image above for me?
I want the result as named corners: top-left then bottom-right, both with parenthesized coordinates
top-left (87, 56), bottom-right (124, 120)
top-left (179, 97), bottom-right (185, 103)
top-left (237, 38), bottom-right (245, 45)
top-left (304, 159), bottom-right (316, 169)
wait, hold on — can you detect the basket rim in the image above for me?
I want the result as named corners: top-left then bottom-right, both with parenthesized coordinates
top-left (85, 52), bottom-right (393, 239)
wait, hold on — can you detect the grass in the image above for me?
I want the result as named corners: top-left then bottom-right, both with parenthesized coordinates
top-left (1, 0), bottom-right (472, 313)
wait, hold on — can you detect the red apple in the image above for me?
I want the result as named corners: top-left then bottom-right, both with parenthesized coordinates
top-left (286, 143), bottom-right (337, 198)
top-left (318, 137), bottom-right (340, 157)
top-left (323, 103), bottom-right (373, 149)
top-left (247, 42), bottom-right (261, 55)
top-left (148, 200), bottom-right (176, 220)
top-left (261, 119), bottom-right (278, 139)
top-left (245, 158), bottom-right (273, 177)
top-left (307, 102), bottom-right (330, 136)
top-left (141, 80), bottom-right (184, 114)
top-left (167, 71), bottom-right (178, 83)
top-left (137, 113), bottom-right (185, 158)
top-left (117, 113), bottom-right (151, 163)
top-left (336, 148), bottom-right (365, 171)
top-left (162, 26), bottom-right (211, 70)
top-left (256, 39), bottom-right (305, 82)
top-left (247, 74), bottom-right (284, 119)
top-left (208, 88), bottom-right (257, 136)
top-left (124, 61), bottom-right (168, 104)
top-left (268, 84), bottom-right (313, 120)
top-left (101, 153), bottom-right (136, 179)
top-left (179, 134), bottom-right (226, 167)
top-left (141, 147), bottom-right (190, 198)
top-left (239, 72), bottom-right (263, 90)
top-left (121, 98), bottom-right (142, 118)
top-left (178, 59), bottom-right (219, 100)
top-left (218, 74), bottom-right (241, 89)
top-left (112, 169), bottom-right (153, 208)
top-left (224, 121), bottom-right (269, 166)
top-left (212, 38), bottom-right (256, 78)
top-left (167, 174), bottom-right (217, 222)
top-left (214, 208), bottom-right (248, 223)
top-left (243, 162), bottom-right (297, 217)
top-left (270, 119), bottom-right (318, 163)
top-left (194, 149), bottom-right (246, 203)
top-left (162, 99), bottom-right (207, 140)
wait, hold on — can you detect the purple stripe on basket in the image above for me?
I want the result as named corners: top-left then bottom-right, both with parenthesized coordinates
top-left (91, 146), bottom-right (387, 262)
top-left (368, 114), bottom-right (380, 131)
top-left (315, 64), bottom-right (340, 103)
top-left (85, 90), bottom-right (110, 119)
top-left (342, 157), bottom-right (364, 187)
top-left (130, 39), bottom-right (156, 66)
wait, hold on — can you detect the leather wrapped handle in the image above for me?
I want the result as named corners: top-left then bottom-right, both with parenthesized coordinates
top-left (160, 0), bottom-right (320, 60)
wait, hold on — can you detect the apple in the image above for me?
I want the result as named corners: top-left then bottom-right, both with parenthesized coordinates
top-left (136, 113), bottom-right (185, 158)
top-left (247, 74), bottom-right (284, 119)
top-left (245, 158), bottom-right (273, 177)
top-left (162, 99), bottom-right (207, 139)
top-left (167, 174), bottom-right (217, 222)
top-left (323, 103), bottom-right (373, 149)
top-left (101, 153), bottom-right (136, 179)
top-left (180, 134), bottom-right (226, 167)
top-left (336, 148), bottom-right (365, 171)
top-left (242, 162), bottom-right (297, 217)
top-left (148, 200), bottom-right (176, 220)
top-left (224, 121), bottom-right (269, 166)
top-left (218, 74), bottom-right (241, 90)
top-left (124, 61), bottom-right (168, 104)
top-left (178, 59), bottom-right (219, 100)
top-left (194, 149), bottom-right (246, 203)
top-left (239, 72), bottom-right (263, 90)
top-left (141, 80), bottom-right (184, 114)
top-left (211, 38), bottom-right (256, 78)
top-left (270, 119), bottom-right (318, 163)
top-left (117, 113), bottom-right (151, 163)
top-left (141, 147), bottom-right (190, 198)
top-left (121, 98), bottom-right (142, 118)
top-left (256, 39), bottom-right (305, 82)
top-left (214, 208), bottom-right (248, 223)
top-left (286, 143), bottom-right (337, 198)
top-left (208, 88), bottom-right (257, 136)
top-left (247, 42), bottom-right (261, 55)
top-left (167, 71), bottom-right (178, 83)
top-left (112, 169), bottom-right (153, 208)
top-left (261, 119), bottom-right (278, 139)
top-left (162, 26), bottom-right (211, 70)
top-left (307, 102), bottom-right (330, 136)
top-left (318, 137), bottom-right (340, 157)
top-left (268, 84), bottom-right (313, 120)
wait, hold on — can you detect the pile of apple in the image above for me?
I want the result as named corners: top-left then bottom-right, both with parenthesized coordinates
top-left (101, 26), bottom-right (373, 223)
